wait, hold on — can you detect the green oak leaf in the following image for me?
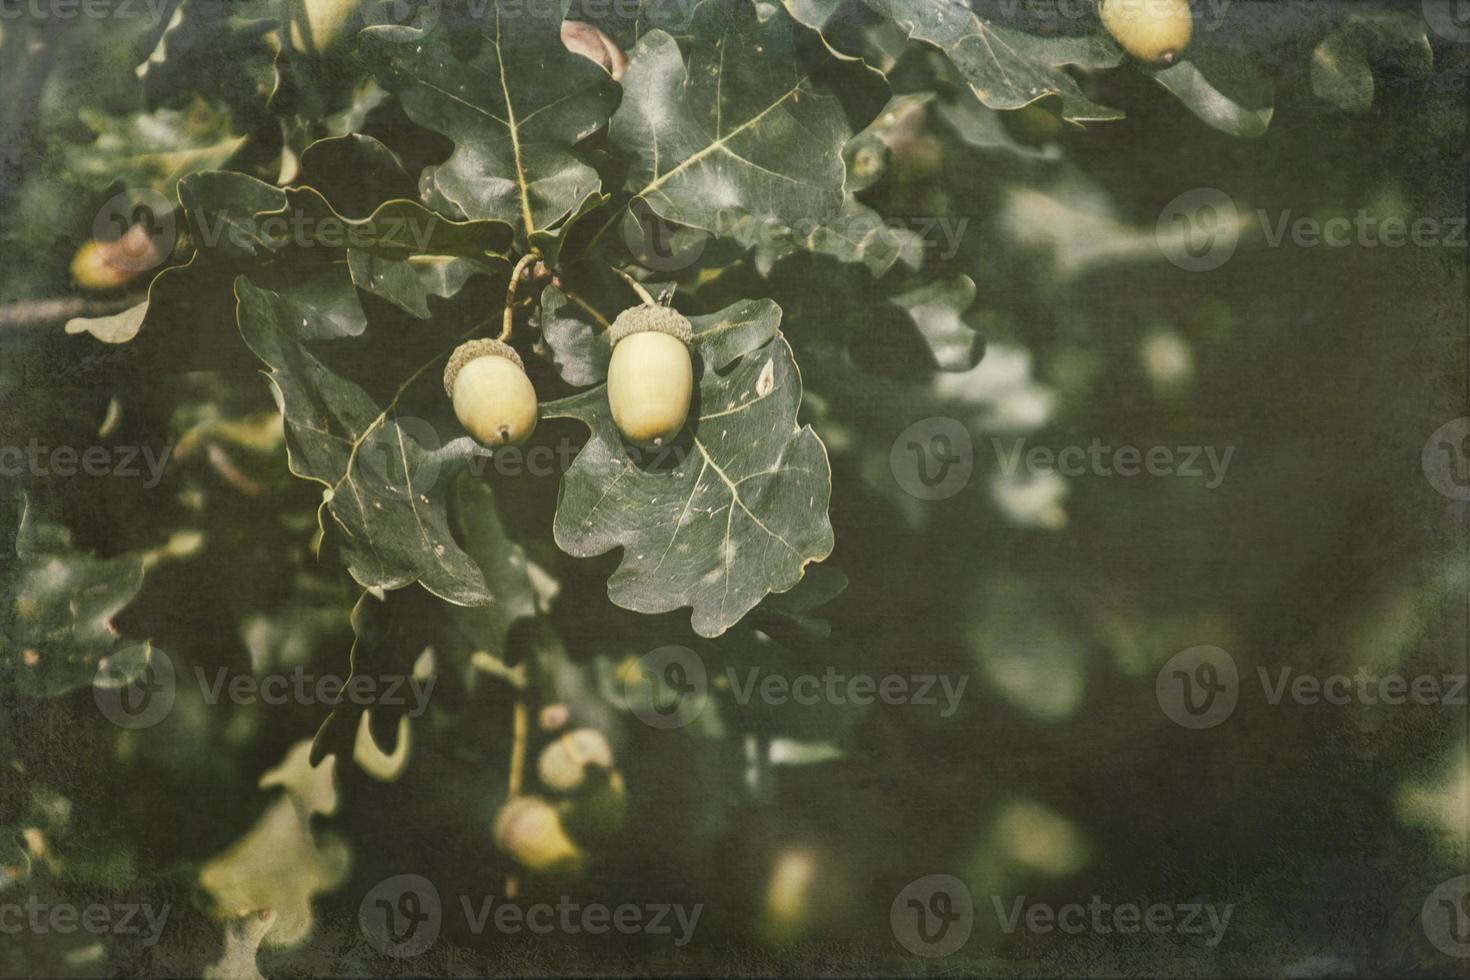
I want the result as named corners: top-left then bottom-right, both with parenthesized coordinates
top-left (266, 187), bottom-right (513, 319)
top-left (734, 198), bottom-right (923, 278)
top-left (545, 299), bottom-right (834, 638)
top-left (298, 134), bottom-right (419, 218)
top-left (1310, 11), bottom-right (1432, 115)
top-left (609, 1), bottom-right (851, 253)
top-left (360, 1), bottom-right (619, 237)
top-left (1, 497), bottom-right (146, 698)
top-left (535, 284), bottom-right (613, 387)
top-left (890, 275), bottom-right (981, 372)
top-left (67, 96), bottom-right (249, 196)
top-left (310, 477), bottom-right (537, 764)
top-left (860, 0), bottom-right (1124, 122)
top-left (235, 277), bottom-right (494, 605)
top-left (1154, 48), bottom-right (1274, 138)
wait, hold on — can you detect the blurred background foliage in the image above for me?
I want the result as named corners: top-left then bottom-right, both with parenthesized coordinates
top-left (0, 0), bottom-right (1466, 976)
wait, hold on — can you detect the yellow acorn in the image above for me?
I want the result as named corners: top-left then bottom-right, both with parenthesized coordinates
top-left (493, 796), bottom-right (583, 875)
top-left (443, 339), bottom-right (538, 448)
top-left (1100, 0), bottom-right (1193, 66)
top-left (537, 728), bottom-right (614, 794)
top-left (606, 305), bottom-right (694, 449)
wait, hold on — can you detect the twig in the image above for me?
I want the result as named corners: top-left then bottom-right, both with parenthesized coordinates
top-left (507, 698), bottom-right (528, 799)
top-left (499, 254), bottom-right (539, 342)
top-left (560, 287), bottom-right (612, 331)
top-left (612, 266), bottom-right (657, 307)
top-left (0, 294), bottom-right (146, 330)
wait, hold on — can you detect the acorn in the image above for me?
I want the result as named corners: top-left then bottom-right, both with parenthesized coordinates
top-left (493, 796), bottom-right (583, 875)
top-left (443, 339), bottom-right (538, 448)
top-left (1100, 0), bottom-right (1193, 66)
top-left (606, 305), bottom-right (694, 449)
top-left (537, 728), bottom-right (614, 794)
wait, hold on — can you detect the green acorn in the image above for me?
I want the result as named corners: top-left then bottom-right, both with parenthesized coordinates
top-left (443, 339), bottom-right (538, 448)
top-left (606, 305), bottom-right (694, 449)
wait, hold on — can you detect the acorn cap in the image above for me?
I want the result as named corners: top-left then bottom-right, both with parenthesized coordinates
top-left (609, 304), bottom-right (693, 346)
top-left (443, 338), bottom-right (525, 398)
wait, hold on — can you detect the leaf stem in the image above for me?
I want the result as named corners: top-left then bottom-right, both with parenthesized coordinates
top-left (500, 253), bottom-right (538, 342)
top-left (612, 266), bottom-right (657, 307)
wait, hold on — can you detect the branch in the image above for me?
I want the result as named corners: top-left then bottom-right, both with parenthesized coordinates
top-left (0, 295), bottom-right (145, 330)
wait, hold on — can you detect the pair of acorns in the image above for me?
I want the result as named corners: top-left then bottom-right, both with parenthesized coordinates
top-left (492, 726), bottom-right (627, 875)
top-left (444, 304), bottom-right (695, 451)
